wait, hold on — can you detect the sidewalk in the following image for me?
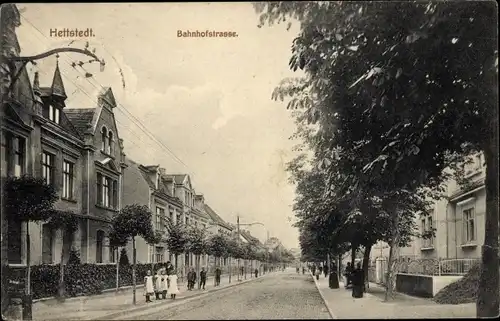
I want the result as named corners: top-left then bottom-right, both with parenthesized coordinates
top-left (31, 272), bottom-right (265, 321)
top-left (312, 274), bottom-right (475, 319)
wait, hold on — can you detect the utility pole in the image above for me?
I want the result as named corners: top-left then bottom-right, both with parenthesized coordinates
top-left (237, 215), bottom-right (241, 281)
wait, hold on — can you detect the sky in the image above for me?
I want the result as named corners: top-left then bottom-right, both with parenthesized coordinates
top-left (16, 3), bottom-right (304, 249)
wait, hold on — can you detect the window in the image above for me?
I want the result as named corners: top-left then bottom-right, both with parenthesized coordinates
top-left (156, 247), bottom-right (164, 263)
top-left (103, 176), bottom-right (110, 207)
top-left (177, 213), bottom-right (181, 225)
top-left (41, 152), bottom-right (55, 185)
top-left (42, 224), bottom-right (54, 264)
top-left (101, 127), bottom-right (107, 152)
top-left (156, 207), bottom-right (165, 231)
top-left (12, 135), bottom-right (25, 177)
top-left (112, 180), bottom-right (118, 208)
top-left (463, 208), bottom-right (476, 243)
top-left (62, 160), bottom-right (74, 199)
top-left (108, 131), bottom-right (113, 154)
top-left (109, 246), bottom-right (116, 263)
top-left (7, 218), bottom-right (22, 264)
top-left (1, 132), bottom-right (7, 176)
top-left (97, 173), bottom-right (116, 209)
top-left (475, 153), bottom-right (483, 170)
top-left (427, 217), bottom-right (433, 246)
top-left (169, 208), bottom-right (174, 224)
top-left (48, 105), bottom-right (60, 124)
top-left (96, 230), bottom-right (104, 263)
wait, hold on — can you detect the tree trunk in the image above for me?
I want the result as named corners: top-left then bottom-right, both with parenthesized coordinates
top-left (384, 213), bottom-right (400, 302)
top-left (116, 247), bottom-right (120, 292)
top-left (228, 257), bottom-right (232, 283)
top-left (351, 246), bottom-right (356, 266)
top-left (362, 244), bottom-right (372, 292)
top-left (132, 237), bottom-right (137, 305)
top-left (175, 253), bottom-right (178, 272)
top-left (477, 116), bottom-right (499, 317)
top-left (26, 222), bottom-right (31, 296)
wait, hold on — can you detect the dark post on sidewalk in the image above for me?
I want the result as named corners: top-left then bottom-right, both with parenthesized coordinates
top-left (22, 293), bottom-right (32, 320)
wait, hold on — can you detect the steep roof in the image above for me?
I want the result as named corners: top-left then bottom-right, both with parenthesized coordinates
top-left (51, 61), bottom-right (67, 99)
top-left (65, 108), bottom-right (96, 135)
top-left (204, 204), bottom-right (233, 230)
top-left (172, 174), bottom-right (187, 184)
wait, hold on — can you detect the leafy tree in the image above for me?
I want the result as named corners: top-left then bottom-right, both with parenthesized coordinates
top-left (185, 225), bottom-right (207, 286)
top-left (45, 210), bottom-right (78, 300)
top-left (108, 204), bottom-right (156, 305)
top-left (207, 234), bottom-right (228, 268)
top-left (119, 248), bottom-right (130, 266)
top-left (2, 175), bottom-right (58, 304)
top-left (255, 1), bottom-right (497, 314)
top-left (165, 221), bottom-right (188, 272)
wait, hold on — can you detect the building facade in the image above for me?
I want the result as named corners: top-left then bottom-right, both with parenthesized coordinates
top-left (369, 152), bottom-right (485, 265)
top-left (1, 17), bottom-right (127, 267)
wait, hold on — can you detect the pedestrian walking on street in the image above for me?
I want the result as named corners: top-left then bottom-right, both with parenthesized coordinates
top-left (351, 262), bottom-right (364, 298)
top-left (167, 271), bottom-right (180, 300)
top-left (323, 264), bottom-right (329, 278)
top-left (315, 267), bottom-right (320, 280)
top-left (215, 266), bottom-right (222, 286)
top-left (199, 267), bottom-right (207, 290)
top-left (254, 268), bottom-right (258, 278)
top-left (318, 264), bottom-right (323, 275)
top-left (144, 270), bottom-right (155, 303)
top-left (302, 266), bottom-right (305, 274)
top-left (311, 264), bottom-right (316, 276)
top-left (344, 262), bottom-right (353, 289)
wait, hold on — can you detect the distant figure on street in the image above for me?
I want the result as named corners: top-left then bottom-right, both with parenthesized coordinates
top-left (318, 264), bottom-right (323, 275)
top-left (199, 267), bottom-right (207, 290)
top-left (240, 266), bottom-right (244, 277)
top-left (302, 266), bottom-right (305, 274)
top-left (311, 265), bottom-right (316, 276)
top-left (254, 268), bottom-right (258, 278)
top-left (296, 265), bottom-right (300, 274)
top-left (344, 262), bottom-right (353, 289)
top-left (187, 267), bottom-right (196, 290)
top-left (352, 262), bottom-right (364, 298)
top-left (315, 266), bottom-right (320, 280)
top-left (167, 270), bottom-right (180, 299)
top-left (329, 263), bottom-right (339, 289)
top-left (323, 264), bottom-right (329, 278)
top-left (215, 267), bottom-right (222, 286)
top-left (144, 270), bottom-right (155, 303)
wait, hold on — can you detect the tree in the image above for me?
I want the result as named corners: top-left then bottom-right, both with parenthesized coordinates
top-left (2, 175), bottom-right (58, 318)
top-left (255, 1), bottom-right (497, 315)
top-left (185, 225), bottom-right (207, 287)
top-left (108, 204), bottom-right (157, 305)
top-left (45, 210), bottom-right (78, 300)
top-left (165, 221), bottom-right (188, 272)
top-left (207, 234), bottom-right (228, 269)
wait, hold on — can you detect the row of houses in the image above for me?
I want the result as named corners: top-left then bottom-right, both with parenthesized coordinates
top-left (1, 5), bottom-right (265, 273)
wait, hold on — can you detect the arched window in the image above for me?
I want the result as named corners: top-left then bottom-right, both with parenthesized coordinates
top-left (101, 127), bottom-right (107, 152)
top-left (96, 230), bottom-right (104, 263)
top-left (108, 131), bottom-right (113, 154)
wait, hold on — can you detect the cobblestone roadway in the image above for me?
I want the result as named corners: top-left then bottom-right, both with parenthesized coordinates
top-left (122, 271), bottom-right (331, 320)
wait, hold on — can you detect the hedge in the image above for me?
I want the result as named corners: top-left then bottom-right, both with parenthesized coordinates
top-left (6, 263), bottom-right (159, 300)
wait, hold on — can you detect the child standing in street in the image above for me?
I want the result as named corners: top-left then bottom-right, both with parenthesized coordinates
top-left (167, 270), bottom-right (180, 300)
top-left (144, 270), bottom-right (155, 303)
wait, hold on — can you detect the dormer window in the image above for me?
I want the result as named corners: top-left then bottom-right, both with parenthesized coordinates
top-left (48, 105), bottom-right (60, 124)
top-left (101, 126), bottom-right (107, 152)
top-left (108, 131), bottom-right (114, 154)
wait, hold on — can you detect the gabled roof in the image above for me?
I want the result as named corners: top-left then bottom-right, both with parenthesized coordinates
top-left (172, 174), bottom-right (187, 184)
top-left (65, 108), bottom-right (96, 135)
top-left (204, 204), bottom-right (233, 230)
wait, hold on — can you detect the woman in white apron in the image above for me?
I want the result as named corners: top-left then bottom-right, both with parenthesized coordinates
top-left (144, 270), bottom-right (155, 303)
top-left (161, 270), bottom-right (169, 299)
top-left (155, 269), bottom-right (166, 300)
top-left (167, 270), bottom-right (180, 299)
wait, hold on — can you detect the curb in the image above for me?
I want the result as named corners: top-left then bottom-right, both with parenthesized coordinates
top-left (92, 273), bottom-right (272, 320)
top-left (311, 272), bottom-right (337, 319)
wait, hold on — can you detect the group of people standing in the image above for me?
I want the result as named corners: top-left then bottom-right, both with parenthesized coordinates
top-left (143, 261), bottom-right (179, 302)
top-left (343, 262), bottom-right (365, 298)
top-left (187, 267), bottom-right (208, 290)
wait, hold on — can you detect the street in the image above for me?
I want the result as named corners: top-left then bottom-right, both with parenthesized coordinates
top-left (119, 270), bottom-right (331, 320)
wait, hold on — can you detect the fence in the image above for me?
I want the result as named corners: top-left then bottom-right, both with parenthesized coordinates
top-left (374, 257), bottom-right (480, 279)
